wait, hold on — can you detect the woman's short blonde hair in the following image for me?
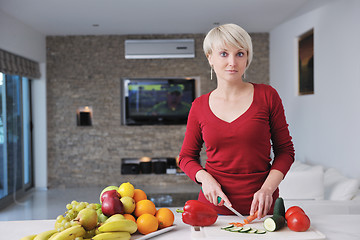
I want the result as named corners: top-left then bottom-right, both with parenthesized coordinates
top-left (203, 23), bottom-right (253, 70)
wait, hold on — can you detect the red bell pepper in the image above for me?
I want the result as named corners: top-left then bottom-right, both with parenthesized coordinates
top-left (176, 200), bottom-right (218, 226)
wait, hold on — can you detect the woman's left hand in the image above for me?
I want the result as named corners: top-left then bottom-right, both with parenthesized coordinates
top-left (250, 169), bottom-right (284, 219)
top-left (250, 187), bottom-right (273, 219)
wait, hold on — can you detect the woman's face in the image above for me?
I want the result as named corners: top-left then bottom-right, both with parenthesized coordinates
top-left (208, 43), bottom-right (248, 83)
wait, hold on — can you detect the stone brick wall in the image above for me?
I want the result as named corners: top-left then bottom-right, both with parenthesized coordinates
top-left (46, 33), bottom-right (269, 188)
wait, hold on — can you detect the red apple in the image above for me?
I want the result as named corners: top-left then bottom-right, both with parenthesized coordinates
top-left (99, 186), bottom-right (119, 203)
top-left (101, 197), bottom-right (124, 216)
top-left (100, 189), bottom-right (120, 203)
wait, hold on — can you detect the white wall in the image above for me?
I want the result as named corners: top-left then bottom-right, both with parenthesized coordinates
top-left (0, 10), bottom-right (47, 188)
top-left (270, 0), bottom-right (360, 179)
top-left (0, 10), bottom-right (45, 62)
top-left (32, 63), bottom-right (47, 189)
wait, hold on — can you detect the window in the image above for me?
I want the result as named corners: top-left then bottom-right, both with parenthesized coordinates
top-left (0, 72), bottom-right (32, 207)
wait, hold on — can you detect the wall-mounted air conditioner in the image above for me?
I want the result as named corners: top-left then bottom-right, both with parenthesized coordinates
top-left (125, 39), bottom-right (195, 59)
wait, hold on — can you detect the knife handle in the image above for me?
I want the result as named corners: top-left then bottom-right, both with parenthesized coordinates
top-left (201, 188), bottom-right (224, 205)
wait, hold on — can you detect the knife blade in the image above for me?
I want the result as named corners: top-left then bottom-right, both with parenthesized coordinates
top-left (217, 196), bottom-right (245, 220)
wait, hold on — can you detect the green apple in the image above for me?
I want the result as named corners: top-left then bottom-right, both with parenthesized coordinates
top-left (120, 196), bottom-right (136, 214)
top-left (99, 186), bottom-right (119, 203)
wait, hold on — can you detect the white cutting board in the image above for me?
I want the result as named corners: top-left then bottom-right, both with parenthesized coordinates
top-left (191, 216), bottom-right (325, 240)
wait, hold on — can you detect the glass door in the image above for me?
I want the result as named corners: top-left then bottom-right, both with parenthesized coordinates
top-left (0, 73), bottom-right (7, 199)
top-left (0, 72), bottom-right (33, 206)
top-left (5, 74), bottom-right (23, 195)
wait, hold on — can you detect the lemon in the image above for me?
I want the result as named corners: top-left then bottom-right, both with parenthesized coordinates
top-left (118, 182), bottom-right (135, 198)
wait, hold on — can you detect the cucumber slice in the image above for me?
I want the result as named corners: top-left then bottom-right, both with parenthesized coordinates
top-left (221, 225), bottom-right (234, 230)
top-left (256, 229), bottom-right (267, 234)
top-left (222, 225), bottom-right (267, 234)
top-left (248, 228), bottom-right (257, 234)
top-left (229, 227), bottom-right (243, 232)
top-left (263, 215), bottom-right (286, 232)
top-left (225, 227), bottom-right (235, 231)
top-left (239, 227), bottom-right (251, 233)
top-left (273, 197), bottom-right (286, 218)
top-left (264, 218), bottom-right (276, 232)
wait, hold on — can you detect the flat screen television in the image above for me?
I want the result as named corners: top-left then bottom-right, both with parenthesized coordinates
top-left (121, 77), bottom-right (197, 125)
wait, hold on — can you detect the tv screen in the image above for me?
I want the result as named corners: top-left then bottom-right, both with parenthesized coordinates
top-left (121, 78), bottom-right (196, 125)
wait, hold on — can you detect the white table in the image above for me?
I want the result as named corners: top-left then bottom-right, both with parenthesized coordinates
top-left (2, 213), bottom-right (360, 240)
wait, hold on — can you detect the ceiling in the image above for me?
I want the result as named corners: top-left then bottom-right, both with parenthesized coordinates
top-left (0, 0), bottom-right (313, 36)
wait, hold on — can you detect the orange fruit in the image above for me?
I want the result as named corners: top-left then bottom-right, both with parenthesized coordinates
top-left (137, 213), bottom-right (158, 235)
top-left (155, 208), bottom-right (174, 229)
top-left (133, 189), bottom-right (147, 203)
top-left (134, 199), bottom-right (156, 217)
top-left (123, 213), bottom-right (136, 222)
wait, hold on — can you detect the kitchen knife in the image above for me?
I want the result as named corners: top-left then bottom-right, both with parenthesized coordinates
top-left (217, 196), bottom-right (245, 220)
top-left (200, 188), bottom-right (245, 220)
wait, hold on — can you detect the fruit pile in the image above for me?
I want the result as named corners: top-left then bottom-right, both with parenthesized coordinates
top-left (21, 182), bottom-right (175, 240)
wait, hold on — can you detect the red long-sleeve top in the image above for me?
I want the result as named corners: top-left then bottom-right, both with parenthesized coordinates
top-left (179, 83), bottom-right (294, 215)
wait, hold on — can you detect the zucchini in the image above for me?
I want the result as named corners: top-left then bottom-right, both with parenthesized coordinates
top-left (263, 215), bottom-right (286, 232)
top-left (273, 197), bottom-right (285, 218)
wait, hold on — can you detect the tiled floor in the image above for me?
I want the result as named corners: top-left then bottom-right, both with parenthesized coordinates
top-left (0, 187), bottom-right (103, 221)
top-left (0, 185), bottom-right (200, 221)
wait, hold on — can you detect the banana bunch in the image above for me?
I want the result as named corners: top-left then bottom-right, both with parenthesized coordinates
top-left (34, 230), bottom-right (58, 240)
top-left (21, 212), bottom-right (137, 240)
top-left (21, 225), bottom-right (85, 240)
top-left (20, 234), bottom-right (37, 240)
top-left (98, 219), bottom-right (137, 234)
top-left (104, 214), bottom-right (126, 222)
top-left (49, 225), bottom-right (85, 240)
top-left (21, 230), bottom-right (57, 240)
top-left (82, 214), bottom-right (137, 240)
top-left (92, 231), bottom-right (131, 240)
top-left (96, 215), bottom-right (137, 237)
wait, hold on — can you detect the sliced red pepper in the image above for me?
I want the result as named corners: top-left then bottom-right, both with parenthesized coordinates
top-left (176, 200), bottom-right (218, 226)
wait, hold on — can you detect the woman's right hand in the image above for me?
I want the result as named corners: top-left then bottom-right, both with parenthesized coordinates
top-left (195, 169), bottom-right (232, 207)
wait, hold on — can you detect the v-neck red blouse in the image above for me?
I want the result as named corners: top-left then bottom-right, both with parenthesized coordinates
top-left (179, 83), bottom-right (295, 215)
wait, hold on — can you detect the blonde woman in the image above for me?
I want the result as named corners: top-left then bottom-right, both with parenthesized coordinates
top-left (179, 23), bottom-right (294, 219)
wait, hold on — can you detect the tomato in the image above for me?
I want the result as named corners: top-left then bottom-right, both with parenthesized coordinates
top-left (285, 206), bottom-right (305, 220)
top-left (287, 212), bottom-right (311, 232)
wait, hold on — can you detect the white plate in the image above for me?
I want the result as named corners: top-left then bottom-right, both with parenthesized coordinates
top-left (132, 224), bottom-right (176, 240)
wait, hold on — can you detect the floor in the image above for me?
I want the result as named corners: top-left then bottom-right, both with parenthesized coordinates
top-left (0, 185), bottom-right (200, 221)
top-left (0, 187), bottom-right (103, 221)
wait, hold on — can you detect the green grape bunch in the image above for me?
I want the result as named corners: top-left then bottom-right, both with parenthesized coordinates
top-left (54, 200), bottom-right (99, 233)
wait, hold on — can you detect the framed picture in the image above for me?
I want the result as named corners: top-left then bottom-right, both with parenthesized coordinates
top-left (298, 29), bottom-right (314, 95)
